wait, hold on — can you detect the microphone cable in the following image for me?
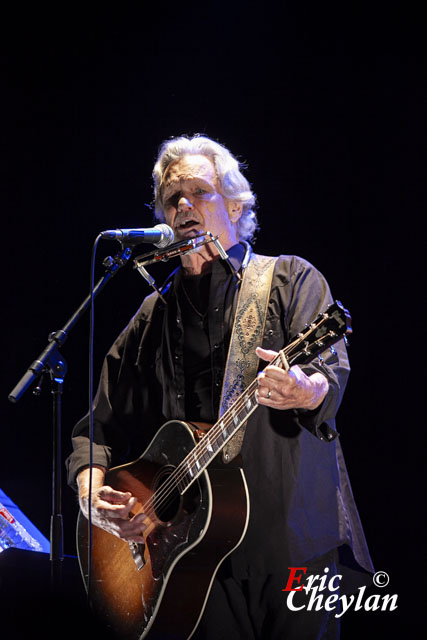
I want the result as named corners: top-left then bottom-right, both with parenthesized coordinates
top-left (86, 233), bottom-right (102, 603)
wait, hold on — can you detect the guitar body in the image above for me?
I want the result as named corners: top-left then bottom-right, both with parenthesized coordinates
top-left (77, 420), bottom-right (250, 640)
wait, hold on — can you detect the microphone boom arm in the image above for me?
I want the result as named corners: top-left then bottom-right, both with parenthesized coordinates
top-left (8, 245), bottom-right (133, 403)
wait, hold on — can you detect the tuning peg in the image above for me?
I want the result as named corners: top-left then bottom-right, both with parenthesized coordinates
top-left (318, 355), bottom-right (324, 367)
top-left (330, 346), bottom-right (337, 356)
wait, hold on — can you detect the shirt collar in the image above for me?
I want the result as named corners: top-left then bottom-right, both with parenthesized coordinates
top-left (162, 241), bottom-right (249, 299)
top-left (225, 242), bottom-right (246, 274)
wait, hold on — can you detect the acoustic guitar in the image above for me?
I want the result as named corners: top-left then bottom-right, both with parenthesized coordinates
top-left (77, 300), bottom-right (351, 639)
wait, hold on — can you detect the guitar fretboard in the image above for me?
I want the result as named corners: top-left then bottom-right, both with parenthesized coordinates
top-left (175, 381), bottom-right (259, 494)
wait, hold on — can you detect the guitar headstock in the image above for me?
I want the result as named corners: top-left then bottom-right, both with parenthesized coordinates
top-left (286, 300), bottom-right (352, 366)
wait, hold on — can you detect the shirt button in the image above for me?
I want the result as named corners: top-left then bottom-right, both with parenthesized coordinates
top-left (177, 393), bottom-right (183, 399)
top-left (268, 329), bottom-right (274, 336)
top-left (174, 354), bottom-right (179, 361)
top-left (214, 344), bottom-right (220, 349)
top-left (214, 307), bottom-right (219, 312)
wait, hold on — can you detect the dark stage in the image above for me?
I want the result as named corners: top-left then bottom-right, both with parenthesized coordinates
top-left (1, 3), bottom-right (422, 637)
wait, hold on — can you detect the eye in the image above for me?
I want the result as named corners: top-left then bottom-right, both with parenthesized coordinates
top-left (194, 187), bottom-right (207, 195)
top-left (165, 192), bottom-right (181, 208)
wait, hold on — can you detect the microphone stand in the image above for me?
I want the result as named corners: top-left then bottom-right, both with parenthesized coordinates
top-left (8, 245), bottom-right (133, 589)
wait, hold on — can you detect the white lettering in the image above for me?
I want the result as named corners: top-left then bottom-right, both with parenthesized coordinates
top-left (364, 594), bottom-right (381, 612)
top-left (285, 571), bottom-right (399, 619)
top-left (306, 587), bottom-right (324, 612)
top-left (317, 567), bottom-right (330, 592)
top-left (324, 594), bottom-right (339, 611)
top-left (381, 594), bottom-right (398, 611)
top-left (304, 574), bottom-right (320, 593)
top-left (286, 591), bottom-right (305, 612)
top-left (328, 574), bottom-right (342, 592)
top-left (336, 594), bottom-right (355, 618)
top-left (354, 586), bottom-right (367, 611)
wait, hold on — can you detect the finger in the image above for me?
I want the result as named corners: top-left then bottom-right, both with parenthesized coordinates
top-left (119, 513), bottom-right (147, 533)
top-left (256, 387), bottom-right (275, 403)
top-left (95, 502), bottom-right (132, 519)
top-left (256, 346), bottom-right (277, 362)
top-left (256, 389), bottom-right (284, 407)
top-left (257, 372), bottom-right (277, 396)
top-left (116, 513), bottom-right (148, 541)
top-left (256, 386), bottom-right (297, 409)
top-left (260, 366), bottom-right (298, 386)
top-left (105, 520), bottom-right (147, 544)
top-left (98, 486), bottom-right (136, 504)
top-left (96, 509), bottom-right (148, 539)
top-left (126, 534), bottom-right (146, 544)
top-left (257, 371), bottom-right (284, 395)
top-left (95, 497), bottom-right (138, 519)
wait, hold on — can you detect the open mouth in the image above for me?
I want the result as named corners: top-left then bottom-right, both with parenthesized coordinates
top-left (176, 217), bottom-right (200, 230)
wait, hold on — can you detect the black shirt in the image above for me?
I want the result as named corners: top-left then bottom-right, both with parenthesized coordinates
top-left (179, 243), bottom-right (245, 423)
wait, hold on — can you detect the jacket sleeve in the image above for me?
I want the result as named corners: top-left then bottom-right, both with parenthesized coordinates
top-left (65, 294), bottom-right (158, 489)
top-left (276, 255), bottom-right (350, 441)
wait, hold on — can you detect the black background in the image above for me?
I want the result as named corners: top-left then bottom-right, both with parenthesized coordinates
top-left (1, 2), bottom-right (423, 637)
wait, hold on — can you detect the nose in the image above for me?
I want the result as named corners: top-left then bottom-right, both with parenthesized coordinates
top-left (177, 196), bottom-right (193, 212)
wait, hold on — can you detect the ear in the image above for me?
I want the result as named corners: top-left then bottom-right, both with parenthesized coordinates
top-left (226, 200), bottom-right (243, 223)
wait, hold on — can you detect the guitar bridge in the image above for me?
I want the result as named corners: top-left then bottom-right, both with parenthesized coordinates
top-left (128, 541), bottom-right (146, 571)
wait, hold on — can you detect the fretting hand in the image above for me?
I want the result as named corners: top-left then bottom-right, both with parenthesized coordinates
top-left (255, 347), bottom-right (329, 411)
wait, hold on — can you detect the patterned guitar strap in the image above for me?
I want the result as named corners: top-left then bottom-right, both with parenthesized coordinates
top-left (220, 253), bottom-right (278, 463)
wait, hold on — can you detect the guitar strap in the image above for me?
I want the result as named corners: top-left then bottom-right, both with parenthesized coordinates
top-left (219, 253), bottom-right (278, 463)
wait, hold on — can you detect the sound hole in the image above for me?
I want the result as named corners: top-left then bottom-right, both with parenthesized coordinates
top-left (153, 465), bottom-right (181, 522)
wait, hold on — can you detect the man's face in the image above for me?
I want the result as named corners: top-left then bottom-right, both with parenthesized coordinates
top-left (161, 154), bottom-right (241, 249)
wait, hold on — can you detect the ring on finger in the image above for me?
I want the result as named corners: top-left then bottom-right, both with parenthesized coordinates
top-left (266, 389), bottom-right (272, 399)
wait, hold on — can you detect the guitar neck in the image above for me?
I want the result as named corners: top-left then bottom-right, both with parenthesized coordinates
top-left (175, 380), bottom-right (259, 494)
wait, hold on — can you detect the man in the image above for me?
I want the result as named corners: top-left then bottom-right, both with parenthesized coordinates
top-left (66, 135), bottom-right (373, 639)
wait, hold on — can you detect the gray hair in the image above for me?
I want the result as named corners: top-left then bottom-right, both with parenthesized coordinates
top-left (152, 135), bottom-right (259, 242)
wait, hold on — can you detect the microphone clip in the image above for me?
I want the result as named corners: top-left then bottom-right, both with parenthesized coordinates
top-left (133, 231), bottom-right (248, 301)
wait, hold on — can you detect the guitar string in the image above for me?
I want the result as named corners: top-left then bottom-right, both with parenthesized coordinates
top-left (137, 318), bottom-right (336, 521)
top-left (137, 366), bottom-right (271, 521)
top-left (137, 319), bottom-right (338, 521)
top-left (151, 316), bottom-right (336, 507)
top-left (139, 326), bottom-right (335, 522)
top-left (137, 376), bottom-right (261, 521)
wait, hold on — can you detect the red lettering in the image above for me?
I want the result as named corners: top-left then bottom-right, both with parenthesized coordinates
top-left (0, 507), bottom-right (15, 524)
top-left (282, 567), bottom-right (308, 592)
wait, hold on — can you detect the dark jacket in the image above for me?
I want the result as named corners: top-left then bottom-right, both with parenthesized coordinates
top-left (66, 247), bottom-right (373, 584)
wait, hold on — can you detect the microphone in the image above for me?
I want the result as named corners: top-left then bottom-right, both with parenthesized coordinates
top-left (100, 223), bottom-right (174, 248)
